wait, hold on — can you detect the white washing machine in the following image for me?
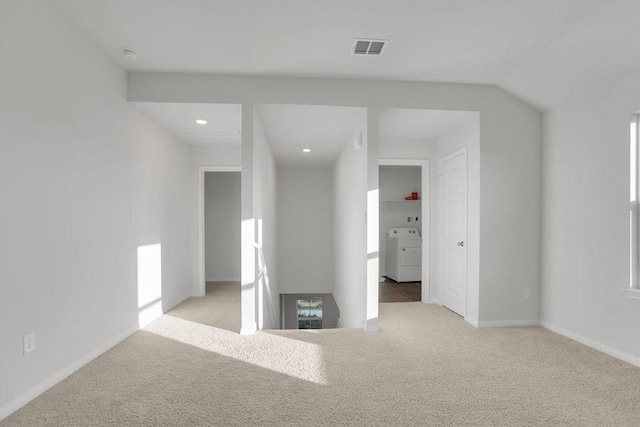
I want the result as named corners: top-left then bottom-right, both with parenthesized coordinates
top-left (386, 228), bottom-right (422, 282)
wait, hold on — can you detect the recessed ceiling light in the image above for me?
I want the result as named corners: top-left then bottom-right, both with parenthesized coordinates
top-left (195, 119), bottom-right (208, 125)
top-left (302, 148), bottom-right (311, 153)
top-left (121, 48), bottom-right (139, 60)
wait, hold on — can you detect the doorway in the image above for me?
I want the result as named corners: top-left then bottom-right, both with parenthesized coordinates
top-left (197, 167), bottom-right (241, 297)
top-left (377, 108), bottom-right (479, 325)
top-left (378, 160), bottom-right (430, 303)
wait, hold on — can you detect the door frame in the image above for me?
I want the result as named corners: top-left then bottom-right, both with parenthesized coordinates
top-left (197, 165), bottom-right (242, 297)
top-left (378, 159), bottom-right (431, 302)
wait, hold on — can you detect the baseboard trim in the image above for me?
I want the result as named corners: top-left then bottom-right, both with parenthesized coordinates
top-left (465, 317), bottom-right (479, 328)
top-left (423, 298), bottom-right (440, 304)
top-left (0, 325), bottom-right (138, 421)
top-left (478, 319), bottom-right (540, 328)
top-left (364, 318), bottom-right (379, 333)
top-left (0, 289), bottom-right (194, 421)
top-left (206, 277), bottom-right (240, 282)
top-left (240, 323), bottom-right (257, 336)
top-left (541, 320), bottom-right (640, 368)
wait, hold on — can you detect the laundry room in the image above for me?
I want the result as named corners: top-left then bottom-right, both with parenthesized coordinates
top-left (379, 165), bottom-right (423, 300)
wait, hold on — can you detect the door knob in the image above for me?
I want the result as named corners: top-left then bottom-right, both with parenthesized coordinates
top-left (457, 241), bottom-right (464, 247)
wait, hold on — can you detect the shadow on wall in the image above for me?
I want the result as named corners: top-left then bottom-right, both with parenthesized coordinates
top-left (137, 243), bottom-right (163, 327)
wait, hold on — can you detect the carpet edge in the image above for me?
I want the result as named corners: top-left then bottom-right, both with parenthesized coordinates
top-left (541, 320), bottom-right (640, 368)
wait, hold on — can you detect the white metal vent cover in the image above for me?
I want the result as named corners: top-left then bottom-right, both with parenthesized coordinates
top-left (352, 39), bottom-right (388, 56)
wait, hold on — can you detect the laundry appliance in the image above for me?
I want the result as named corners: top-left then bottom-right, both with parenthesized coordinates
top-left (386, 228), bottom-right (422, 282)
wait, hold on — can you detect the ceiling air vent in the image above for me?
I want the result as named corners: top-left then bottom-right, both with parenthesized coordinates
top-left (352, 39), bottom-right (388, 56)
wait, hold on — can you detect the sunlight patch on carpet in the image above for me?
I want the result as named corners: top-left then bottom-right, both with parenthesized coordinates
top-left (144, 315), bottom-right (327, 385)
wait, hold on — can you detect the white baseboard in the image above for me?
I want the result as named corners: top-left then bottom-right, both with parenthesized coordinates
top-left (240, 322), bottom-right (257, 336)
top-left (541, 320), bottom-right (640, 369)
top-left (423, 298), bottom-right (440, 304)
top-left (206, 277), bottom-right (240, 282)
top-left (0, 290), bottom-right (194, 421)
top-left (0, 325), bottom-right (138, 421)
top-left (478, 319), bottom-right (540, 328)
top-left (364, 318), bottom-right (379, 333)
top-left (465, 317), bottom-right (479, 328)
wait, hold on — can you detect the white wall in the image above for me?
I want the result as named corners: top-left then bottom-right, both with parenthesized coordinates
top-left (129, 71), bottom-right (543, 327)
top-left (204, 172), bottom-right (241, 281)
top-left (0, 1), bottom-right (190, 418)
top-left (478, 97), bottom-right (542, 325)
top-left (436, 118), bottom-right (482, 322)
top-left (277, 168), bottom-right (334, 294)
top-left (379, 166), bottom-right (423, 201)
top-left (541, 70), bottom-right (640, 362)
top-left (334, 133), bottom-right (369, 328)
top-left (253, 116), bottom-right (279, 329)
top-left (379, 166), bottom-right (422, 277)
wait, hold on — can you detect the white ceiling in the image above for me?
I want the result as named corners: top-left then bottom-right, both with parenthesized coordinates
top-left (380, 109), bottom-right (476, 140)
top-left (133, 103), bottom-right (241, 146)
top-left (255, 104), bottom-right (365, 167)
top-left (52, 0), bottom-right (640, 109)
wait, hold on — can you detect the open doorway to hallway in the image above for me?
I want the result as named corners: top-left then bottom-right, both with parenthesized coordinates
top-left (197, 169), bottom-right (242, 331)
top-left (204, 170), bottom-right (241, 280)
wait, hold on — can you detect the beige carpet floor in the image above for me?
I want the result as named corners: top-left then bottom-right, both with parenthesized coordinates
top-left (167, 281), bottom-right (241, 333)
top-left (3, 283), bottom-right (640, 426)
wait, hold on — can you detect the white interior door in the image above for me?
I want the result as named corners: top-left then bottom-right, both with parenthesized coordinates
top-left (439, 148), bottom-right (467, 317)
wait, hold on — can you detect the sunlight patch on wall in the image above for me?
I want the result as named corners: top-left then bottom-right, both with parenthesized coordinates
top-left (145, 315), bottom-right (327, 385)
top-left (256, 218), bottom-right (264, 330)
top-left (138, 244), bottom-right (163, 327)
top-left (367, 189), bottom-right (379, 324)
top-left (631, 120), bottom-right (637, 202)
top-left (256, 218), bottom-right (277, 330)
top-left (367, 189), bottom-right (379, 255)
top-left (241, 218), bottom-right (257, 334)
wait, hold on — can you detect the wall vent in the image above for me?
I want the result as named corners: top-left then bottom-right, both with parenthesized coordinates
top-left (352, 39), bottom-right (388, 56)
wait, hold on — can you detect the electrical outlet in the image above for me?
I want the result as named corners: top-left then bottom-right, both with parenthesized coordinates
top-left (23, 333), bottom-right (35, 355)
top-left (523, 288), bottom-right (530, 299)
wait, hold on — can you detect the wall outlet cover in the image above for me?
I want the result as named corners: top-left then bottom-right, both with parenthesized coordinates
top-left (23, 333), bottom-right (35, 355)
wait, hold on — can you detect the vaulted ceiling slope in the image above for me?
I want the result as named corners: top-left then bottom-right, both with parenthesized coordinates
top-left (51, 0), bottom-right (638, 110)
